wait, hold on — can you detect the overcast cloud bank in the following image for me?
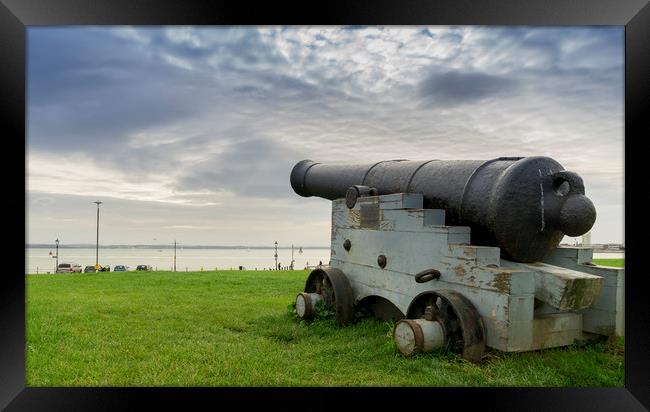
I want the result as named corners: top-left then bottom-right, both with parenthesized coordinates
top-left (27, 26), bottom-right (624, 246)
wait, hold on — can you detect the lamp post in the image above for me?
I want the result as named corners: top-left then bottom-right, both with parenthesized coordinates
top-left (274, 241), bottom-right (278, 271)
top-left (54, 238), bottom-right (59, 272)
top-left (93, 201), bottom-right (103, 268)
top-left (174, 240), bottom-right (177, 272)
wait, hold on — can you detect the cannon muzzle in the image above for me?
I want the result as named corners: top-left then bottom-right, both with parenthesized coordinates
top-left (290, 157), bottom-right (596, 263)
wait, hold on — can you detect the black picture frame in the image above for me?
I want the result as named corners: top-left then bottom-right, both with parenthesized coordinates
top-left (3, 0), bottom-right (648, 410)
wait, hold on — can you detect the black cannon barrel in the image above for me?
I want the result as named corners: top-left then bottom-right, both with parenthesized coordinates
top-left (290, 157), bottom-right (596, 263)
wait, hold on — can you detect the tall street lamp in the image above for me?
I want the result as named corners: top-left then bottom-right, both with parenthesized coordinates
top-left (274, 241), bottom-right (278, 271)
top-left (93, 201), bottom-right (103, 269)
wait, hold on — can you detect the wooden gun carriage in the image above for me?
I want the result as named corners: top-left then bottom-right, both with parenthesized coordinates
top-left (290, 157), bottom-right (624, 362)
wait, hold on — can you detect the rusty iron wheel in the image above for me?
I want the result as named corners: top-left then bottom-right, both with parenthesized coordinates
top-left (304, 267), bottom-right (354, 324)
top-left (406, 289), bottom-right (485, 363)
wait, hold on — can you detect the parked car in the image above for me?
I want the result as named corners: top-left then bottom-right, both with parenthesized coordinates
top-left (113, 265), bottom-right (128, 272)
top-left (84, 265), bottom-right (96, 273)
top-left (56, 263), bottom-right (82, 273)
top-left (136, 265), bottom-right (153, 271)
top-left (99, 265), bottom-right (111, 272)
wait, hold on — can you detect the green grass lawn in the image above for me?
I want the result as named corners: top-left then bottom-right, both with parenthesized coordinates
top-left (593, 258), bottom-right (624, 268)
top-left (26, 269), bottom-right (624, 387)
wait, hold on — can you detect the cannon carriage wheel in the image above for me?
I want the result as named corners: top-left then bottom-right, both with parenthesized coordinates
top-left (295, 267), bottom-right (354, 324)
top-left (395, 290), bottom-right (486, 363)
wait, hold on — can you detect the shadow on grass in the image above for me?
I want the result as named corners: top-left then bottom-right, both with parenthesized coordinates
top-left (248, 303), bottom-right (393, 346)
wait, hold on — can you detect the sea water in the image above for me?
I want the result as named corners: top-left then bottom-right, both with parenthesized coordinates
top-left (25, 247), bottom-right (331, 274)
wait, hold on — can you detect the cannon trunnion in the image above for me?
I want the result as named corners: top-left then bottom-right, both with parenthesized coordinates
top-left (290, 159), bottom-right (623, 362)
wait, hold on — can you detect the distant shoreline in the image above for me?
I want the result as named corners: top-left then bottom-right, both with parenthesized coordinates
top-left (26, 244), bottom-right (329, 250)
top-left (26, 244), bottom-right (622, 252)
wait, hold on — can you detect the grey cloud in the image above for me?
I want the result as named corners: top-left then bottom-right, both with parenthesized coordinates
top-left (413, 27), bottom-right (622, 112)
top-left (27, 27), bottom-right (297, 155)
top-left (467, 27), bottom-right (622, 75)
top-left (419, 28), bottom-right (435, 39)
top-left (419, 70), bottom-right (519, 106)
top-left (167, 28), bottom-right (289, 70)
top-left (27, 28), bottom-right (220, 155)
top-left (233, 85), bottom-right (260, 94)
top-left (440, 30), bottom-right (463, 44)
top-left (27, 27), bottom-right (334, 182)
top-left (26, 27), bottom-right (624, 244)
top-left (175, 137), bottom-right (306, 199)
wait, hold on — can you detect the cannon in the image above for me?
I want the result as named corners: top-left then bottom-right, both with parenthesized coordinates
top-left (290, 157), bottom-right (624, 362)
top-left (291, 157), bottom-right (596, 263)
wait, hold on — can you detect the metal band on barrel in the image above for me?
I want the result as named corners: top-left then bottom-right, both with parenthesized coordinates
top-left (405, 159), bottom-right (439, 194)
top-left (301, 161), bottom-right (320, 196)
top-left (361, 159), bottom-right (408, 186)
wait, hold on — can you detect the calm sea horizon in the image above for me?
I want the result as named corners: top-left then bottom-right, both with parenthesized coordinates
top-left (25, 246), bottom-right (332, 273)
top-left (25, 246), bottom-right (623, 274)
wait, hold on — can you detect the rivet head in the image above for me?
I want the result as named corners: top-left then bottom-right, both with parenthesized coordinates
top-left (377, 254), bottom-right (387, 268)
top-left (343, 239), bottom-right (351, 251)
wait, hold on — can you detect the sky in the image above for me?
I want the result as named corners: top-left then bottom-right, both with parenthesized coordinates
top-left (26, 26), bottom-right (624, 247)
